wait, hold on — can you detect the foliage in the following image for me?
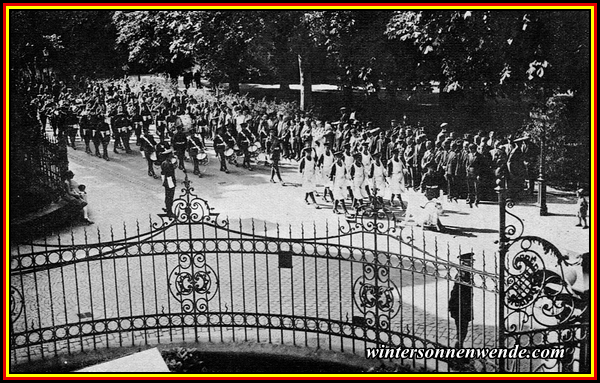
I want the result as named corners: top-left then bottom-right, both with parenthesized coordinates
top-left (524, 92), bottom-right (590, 188)
top-left (162, 348), bottom-right (207, 373)
top-left (386, 10), bottom-right (591, 102)
top-left (10, 10), bottom-right (125, 78)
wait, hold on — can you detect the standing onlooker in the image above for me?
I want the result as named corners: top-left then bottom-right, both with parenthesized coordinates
top-left (160, 153), bottom-right (178, 217)
top-left (449, 253), bottom-right (474, 349)
top-left (576, 189), bottom-right (589, 229)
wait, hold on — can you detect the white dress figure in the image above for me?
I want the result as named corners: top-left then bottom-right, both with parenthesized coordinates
top-left (351, 163), bottom-right (367, 198)
top-left (371, 161), bottom-right (387, 197)
top-left (332, 162), bottom-right (347, 201)
top-left (321, 150), bottom-right (335, 187)
top-left (389, 157), bottom-right (406, 195)
top-left (362, 151), bottom-right (373, 172)
top-left (302, 155), bottom-right (317, 192)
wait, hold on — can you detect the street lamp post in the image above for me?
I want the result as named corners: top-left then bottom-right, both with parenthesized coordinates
top-left (537, 117), bottom-right (548, 216)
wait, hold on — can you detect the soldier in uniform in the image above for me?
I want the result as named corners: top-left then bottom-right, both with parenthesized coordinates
top-left (213, 127), bottom-right (229, 173)
top-left (268, 130), bottom-right (283, 183)
top-left (187, 128), bottom-right (206, 177)
top-left (449, 253), bottom-right (474, 349)
top-left (238, 122), bottom-right (254, 170)
top-left (465, 143), bottom-right (484, 207)
top-left (92, 107), bottom-right (111, 161)
top-left (154, 105), bottom-right (168, 142)
top-left (130, 102), bottom-right (143, 146)
top-left (160, 152), bottom-right (178, 218)
top-left (171, 125), bottom-right (188, 172)
top-left (140, 125), bottom-right (158, 179)
top-left (79, 105), bottom-right (94, 154)
top-left (113, 105), bottom-right (132, 154)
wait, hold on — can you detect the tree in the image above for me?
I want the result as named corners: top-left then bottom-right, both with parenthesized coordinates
top-left (10, 10), bottom-right (125, 79)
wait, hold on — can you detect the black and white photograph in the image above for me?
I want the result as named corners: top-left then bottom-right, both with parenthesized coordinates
top-left (7, 5), bottom-right (594, 376)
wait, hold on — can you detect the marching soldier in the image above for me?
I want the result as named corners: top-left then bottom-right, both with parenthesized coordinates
top-left (187, 129), bottom-right (206, 177)
top-left (154, 105), bottom-right (168, 142)
top-left (140, 125), bottom-right (158, 179)
top-left (238, 122), bottom-right (254, 170)
top-left (92, 107), bottom-right (111, 161)
top-left (113, 105), bottom-right (132, 154)
top-left (171, 125), bottom-right (188, 172)
top-left (79, 105), bottom-right (94, 154)
top-left (268, 130), bottom-right (283, 183)
top-left (213, 127), bottom-right (229, 173)
top-left (130, 102), bottom-right (143, 146)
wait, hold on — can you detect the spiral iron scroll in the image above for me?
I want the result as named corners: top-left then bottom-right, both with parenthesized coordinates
top-left (156, 175), bottom-right (229, 229)
top-left (168, 252), bottom-right (219, 313)
top-left (352, 264), bottom-right (401, 329)
top-left (504, 236), bottom-right (589, 340)
top-left (340, 202), bottom-right (413, 243)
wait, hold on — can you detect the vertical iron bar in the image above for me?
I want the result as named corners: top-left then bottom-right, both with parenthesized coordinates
top-left (337, 218), bottom-right (343, 353)
top-left (162, 221), bottom-right (173, 343)
top-left (497, 182), bottom-right (507, 372)
top-left (289, 224), bottom-right (296, 347)
top-left (228, 219), bottom-right (235, 343)
top-left (110, 227), bottom-right (123, 348)
top-left (84, 229), bottom-right (96, 350)
top-left (301, 223), bottom-right (307, 348)
top-left (205, 215), bottom-right (215, 344)
top-left (350, 220), bottom-right (355, 355)
top-left (470, 247), bottom-right (474, 350)
top-left (71, 229), bottom-right (83, 353)
top-left (44, 237), bottom-right (57, 358)
top-left (20, 245), bottom-right (31, 362)
top-left (265, 221), bottom-right (271, 344)
top-left (277, 223), bottom-right (283, 344)
top-left (240, 219), bottom-right (248, 343)
top-left (175, 218), bottom-right (185, 344)
top-left (150, 219), bottom-right (160, 345)
top-left (57, 233), bottom-right (70, 356)
top-left (313, 223), bottom-right (320, 349)
top-left (136, 221), bottom-right (148, 346)
top-left (482, 249), bottom-right (487, 351)
top-left (252, 219), bottom-right (259, 343)
top-left (325, 220), bottom-right (331, 351)
top-left (124, 224), bottom-right (134, 347)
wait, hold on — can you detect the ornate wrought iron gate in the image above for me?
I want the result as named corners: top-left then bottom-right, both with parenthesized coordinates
top-left (10, 177), bottom-right (500, 372)
top-left (498, 187), bottom-right (591, 373)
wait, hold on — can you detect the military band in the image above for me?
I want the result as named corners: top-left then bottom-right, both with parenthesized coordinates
top-left (31, 78), bottom-right (543, 221)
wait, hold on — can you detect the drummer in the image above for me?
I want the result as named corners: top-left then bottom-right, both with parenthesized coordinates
top-left (140, 125), bottom-right (159, 179)
top-left (187, 128), bottom-right (206, 177)
top-left (238, 122), bottom-right (254, 171)
top-left (171, 125), bottom-right (188, 172)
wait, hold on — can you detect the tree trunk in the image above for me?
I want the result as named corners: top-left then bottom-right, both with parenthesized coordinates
top-left (298, 54), bottom-right (312, 111)
top-left (342, 84), bottom-right (353, 108)
top-left (228, 72), bottom-right (240, 94)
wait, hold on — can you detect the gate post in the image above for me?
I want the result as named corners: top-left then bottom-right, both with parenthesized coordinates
top-left (496, 174), bottom-right (507, 373)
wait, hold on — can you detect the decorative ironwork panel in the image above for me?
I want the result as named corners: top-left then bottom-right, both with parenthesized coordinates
top-left (168, 252), bottom-right (219, 313)
top-left (353, 264), bottom-right (401, 330)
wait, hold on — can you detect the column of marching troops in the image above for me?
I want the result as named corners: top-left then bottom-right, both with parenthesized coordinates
top-left (28, 78), bottom-right (540, 219)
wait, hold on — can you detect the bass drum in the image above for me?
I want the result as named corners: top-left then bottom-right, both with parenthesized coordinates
top-left (248, 144), bottom-right (259, 158)
top-left (197, 152), bottom-right (209, 166)
top-left (224, 148), bottom-right (235, 158)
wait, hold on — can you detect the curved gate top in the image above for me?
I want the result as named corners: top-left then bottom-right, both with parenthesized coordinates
top-left (11, 176), bottom-right (499, 373)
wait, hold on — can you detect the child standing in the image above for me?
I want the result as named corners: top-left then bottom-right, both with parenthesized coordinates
top-left (576, 189), bottom-right (588, 229)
